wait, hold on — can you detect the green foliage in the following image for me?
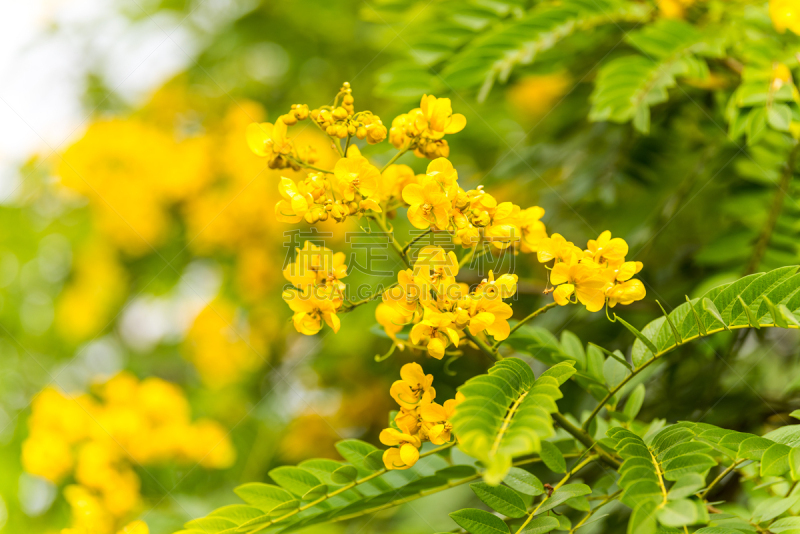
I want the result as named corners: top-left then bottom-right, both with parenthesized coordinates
top-left (452, 358), bottom-right (576, 484)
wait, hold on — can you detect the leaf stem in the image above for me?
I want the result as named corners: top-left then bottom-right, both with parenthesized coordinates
top-left (699, 459), bottom-right (744, 499)
top-left (570, 489), bottom-right (622, 533)
top-left (581, 321), bottom-right (799, 432)
top-left (493, 302), bottom-right (558, 350)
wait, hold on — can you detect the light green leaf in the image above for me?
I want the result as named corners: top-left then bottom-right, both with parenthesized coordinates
top-left (503, 467), bottom-right (544, 496)
top-left (449, 508), bottom-right (511, 534)
top-left (470, 482), bottom-right (527, 518)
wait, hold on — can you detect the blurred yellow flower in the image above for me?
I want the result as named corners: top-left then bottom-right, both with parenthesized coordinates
top-left (55, 240), bottom-right (127, 343)
top-left (770, 0), bottom-right (800, 34)
top-left (22, 374), bottom-right (234, 534)
top-left (184, 299), bottom-right (265, 389)
top-left (507, 73), bottom-right (571, 121)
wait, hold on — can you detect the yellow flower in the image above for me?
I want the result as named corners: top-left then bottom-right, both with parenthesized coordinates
top-left (379, 163), bottom-right (416, 201)
top-left (402, 179), bottom-right (451, 229)
top-left (770, 0), bottom-right (800, 33)
top-left (380, 428), bottom-right (422, 470)
top-left (283, 287), bottom-right (341, 335)
top-left (333, 156), bottom-right (380, 201)
top-left (507, 73), bottom-right (571, 121)
top-left (383, 269), bottom-right (423, 320)
top-left (473, 271), bottom-right (518, 300)
top-left (537, 233), bottom-right (582, 264)
top-left (246, 119), bottom-right (292, 166)
top-left (412, 246), bottom-right (459, 296)
top-left (283, 242), bottom-right (348, 292)
top-left (425, 157), bottom-right (459, 197)
top-left (420, 395), bottom-right (461, 445)
top-left (550, 261), bottom-right (610, 312)
top-left (516, 206), bottom-right (548, 253)
top-left (410, 309), bottom-right (460, 359)
top-left (376, 302), bottom-right (407, 341)
top-left (484, 202), bottom-right (522, 250)
top-left (275, 177), bottom-right (314, 223)
top-left (22, 432), bottom-right (73, 483)
top-left (586, 230), bottom-right (629, 265)
top-left (467, 296), bottom-right (514, 341)
top-left (389, 363), bottom-right (436, 410)
top-left (394, 407), bottom-right (422, 436)
top-left (607, 279), bottom-right (647, 307)
top-left (658, 0), bottom-right (694, 19)
top-left (184, 299), bottom-right (264, 389)
top-left (416, 95), bottom-right (467, 138)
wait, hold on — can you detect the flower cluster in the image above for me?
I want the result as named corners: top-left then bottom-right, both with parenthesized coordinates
top-left (390, 95), bottom-right (467, 158)
top-left (246, 83), bottom-right (644, 349)
top-left (537, 231), bottom-right (646, 312)
top-left (282, 242), bottom-right (348, 335)
top-left (22, 373), bottom-right (235, 534)
top-left (380, 363), bottom-right (463, 470)
top-left (377, 246), bottom-right (518, 358)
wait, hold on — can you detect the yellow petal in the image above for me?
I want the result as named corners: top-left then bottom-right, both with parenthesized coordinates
top-left (444, 113), bottom-right (467, 134)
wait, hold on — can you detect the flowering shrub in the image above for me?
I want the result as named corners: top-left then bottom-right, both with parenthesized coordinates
top-left (178, 58), bottom-right (800, 533)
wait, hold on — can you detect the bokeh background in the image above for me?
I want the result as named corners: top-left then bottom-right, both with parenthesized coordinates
top-left (1, 0), bottom-right (799, 533)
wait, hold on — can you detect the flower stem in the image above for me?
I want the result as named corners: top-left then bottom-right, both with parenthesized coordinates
top-left (402, 229), bottom-right (432, 255)
top-left (493, 302), bottom-right (558, 350)
top-left (464, 330), bottom-right (501, 361)
top-left (371, 215), bottom-right (411, 268)
top-left (380, 149), bottom-right (409, 173)
top-left (341, 282), bottom-right (398, 312)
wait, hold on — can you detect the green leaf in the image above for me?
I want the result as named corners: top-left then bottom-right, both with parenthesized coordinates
top-left (768, 103), bottom-right (793, 132)
top-left (760, 442), bottom-right (792, 476)
top-left (269, 466), bottom-right (324, 497)
top-left (436, 465), bottom-right (478, 479)
top-left (331, 465), bottom-right (358, 484)
top-left (657, 499), bottom-right (699, 527)
top-left (233, 483), bottom-right (295, 509)
top-left (453, 359), bottom-right (575, 484)
top-left (520, 516), bottom-right (560, 534)
top-left (539, 441), bottom-right (566, 474)
top-left (335, 439), bottom-right (383, 472)
top-left (667, 474), bottom-right (706, 500)
top-left (752, 495), bottom-right (800, 523)
top-left (470, 482), bottom-right (528, 518)
top-left (503, 467), bottom-right (544, 496)
top-left (623, 384), bottom-right (646, 421)
top-left (702, 298), bottom-right (729, 331)
top-left (449, 508), bottom-right (511, 534)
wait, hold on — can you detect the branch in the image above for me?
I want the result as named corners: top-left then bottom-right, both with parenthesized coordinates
top-left (581, 322), bottom-right (800, 432)
top-left (745, 142), bottom-right (799, 274)
top-left (514, 455), bottom-right (598, 534)
top-left (371, 215), bottom-right (411, 268)
top-left (551, 412), bottom-right (621, 469)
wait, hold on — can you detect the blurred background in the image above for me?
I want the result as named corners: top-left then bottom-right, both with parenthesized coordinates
top-left (1, 0), bottom-right (799, 533)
